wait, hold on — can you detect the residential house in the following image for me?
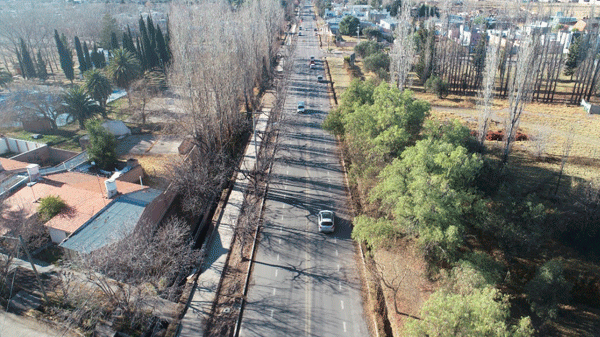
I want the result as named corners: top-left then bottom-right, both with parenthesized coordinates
top-left (2, 171), bottom-right (147, 243)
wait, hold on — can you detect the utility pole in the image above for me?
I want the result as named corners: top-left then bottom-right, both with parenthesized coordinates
top-left (357, 26), bottom-right (360, 42)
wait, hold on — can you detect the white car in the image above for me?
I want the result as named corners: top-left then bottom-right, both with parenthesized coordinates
top-left (318, 210), bottom-right (335, 233)
top-left (297, 101), bottom-right (305, 113)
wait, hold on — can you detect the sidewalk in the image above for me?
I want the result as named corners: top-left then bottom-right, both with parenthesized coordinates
top-left (177, 103), bottom-right (272, 337)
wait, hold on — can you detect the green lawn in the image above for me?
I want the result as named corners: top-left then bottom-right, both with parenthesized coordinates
top-left (6, 128), bottom-right (85, 152)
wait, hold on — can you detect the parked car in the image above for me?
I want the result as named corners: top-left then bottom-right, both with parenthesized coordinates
top-left (298, 31), bottom-right (302, 36)
top-left (310, 63), bottom-right (316, 69)
top-left (297, 101), bottom-right (305, 113)
top-left (318, 210), bottom-right (335, 233)
top-left (317, 75), bottom-right (323, 82)
top-left (310, 55), bottom-right (315, 61)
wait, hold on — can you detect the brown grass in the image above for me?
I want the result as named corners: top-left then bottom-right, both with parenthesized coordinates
top-left (122, 154), bottom-right (175, 190)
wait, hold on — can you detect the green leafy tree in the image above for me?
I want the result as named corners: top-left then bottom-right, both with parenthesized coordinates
top-left (354, 40), bottom-right (383, 58)
top-left (35, 50), bottom-right (48, 81)
top-left (370, 138), bottom-right (484, 261)
top-left (86, 120), bottom-right (117, 171)
top-left (339, 15), bottom-right (360, 36)
top-left (17, 38), bottom-right (36, 79)
top-left (526, 259), bottom-right (572, 321)
top-left (106, 48), bottom-right (141, 105)
top-left (84, 69), bottom-right (112, 116)
top-left (74, 36), bottom-right (87, 75)
top-left (363, 27), bottom-right (382, 41)
top-left (323, 79), bottom-right (377, 136)
top-left (363, 52), bottom-right (390, 73)
top-left (405, 265), bottom-right (534, 337)
top-left (54, 30), bottom-right (74, 83)
top-left (344, 83), bottom-right (429, 182)
top-left (38, 196), bottom-right (66, 222)
top-left (61, 86), bottom-right (103, 129)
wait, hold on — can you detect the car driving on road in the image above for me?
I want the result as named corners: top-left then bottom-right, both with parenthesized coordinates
top-left (297, 101), bottom-right (305, 113)
top-left (318, 210), bottom-right (335, 233)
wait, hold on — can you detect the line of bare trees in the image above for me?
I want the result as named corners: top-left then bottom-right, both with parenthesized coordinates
top-left (167, 0), bottom-right (286, 219)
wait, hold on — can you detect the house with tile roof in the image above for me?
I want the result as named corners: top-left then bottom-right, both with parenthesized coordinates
top-left (2, 171), bottom-right (148, 243)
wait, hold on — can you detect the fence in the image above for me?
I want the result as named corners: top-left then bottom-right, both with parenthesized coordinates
top-left (0, 137), bottom-right (45, 155)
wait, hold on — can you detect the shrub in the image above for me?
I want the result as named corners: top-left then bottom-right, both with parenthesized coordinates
top-left (526, 259), bottom-right (572, 321)
top-left (38, 195), bottom-right (66, 221)
top-left (425, 75), bottom-right (449, 99)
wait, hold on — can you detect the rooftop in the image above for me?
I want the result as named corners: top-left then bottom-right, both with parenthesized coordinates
top-left (0, 158), bottom-right (31, 171)
top-left (2, 171), bottom-right (146, 234)
top-left (60, 188), bottom-right (162, 254)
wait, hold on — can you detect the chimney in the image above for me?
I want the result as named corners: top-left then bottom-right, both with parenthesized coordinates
top-left (104, 178), bottom-right (118, 199)
top-left (27, 164), bottom-right (40, 182)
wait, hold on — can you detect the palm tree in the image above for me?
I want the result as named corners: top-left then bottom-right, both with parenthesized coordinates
top-left (106, 48), bottom-right (141, 105)
top-left (61, 86), bottom-right (103, 129)
top-left (84, 69), bottom-right (112, 117)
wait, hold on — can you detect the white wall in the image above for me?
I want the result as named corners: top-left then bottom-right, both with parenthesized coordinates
top-left (49, 228), bottom-right (68, 244)
top-left (0, 137), bottom-right (45, 155)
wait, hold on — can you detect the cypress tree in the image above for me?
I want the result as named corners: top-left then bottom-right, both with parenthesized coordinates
top-left (147, 15), bottom-right (156, 51)
top-left (155, 25), bottom-right (169, 67)
top-left (83, 41), bottom-right (93, 70)
top-left (36, 50), bottom-right (48, 81)
top-left (18, 38), bottom-right (36, 79)
top-left (55, 30), bottom-right (74, 83)
top-left (74, 36), bottom-right (87, 74)
top-left (139, 16), bottom-right (157, 69)
top-left (91, 43), bottom-right (106, 69)
top-left (111, 32), bottom-right (120, 50)
top-left (135, 37), bottom-right (147, 71)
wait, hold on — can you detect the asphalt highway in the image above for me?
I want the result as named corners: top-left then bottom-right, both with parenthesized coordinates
top-left (239, 4), bottom-right (370, 337)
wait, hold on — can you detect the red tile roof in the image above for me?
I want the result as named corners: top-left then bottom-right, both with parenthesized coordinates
top-left (2, 172), bottom-right (146, 234)
top-left (0, 158), bottom-right (31, 171)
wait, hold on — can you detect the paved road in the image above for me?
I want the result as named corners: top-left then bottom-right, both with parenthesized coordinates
top-left (240, 4), bottom-right (370, 337)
